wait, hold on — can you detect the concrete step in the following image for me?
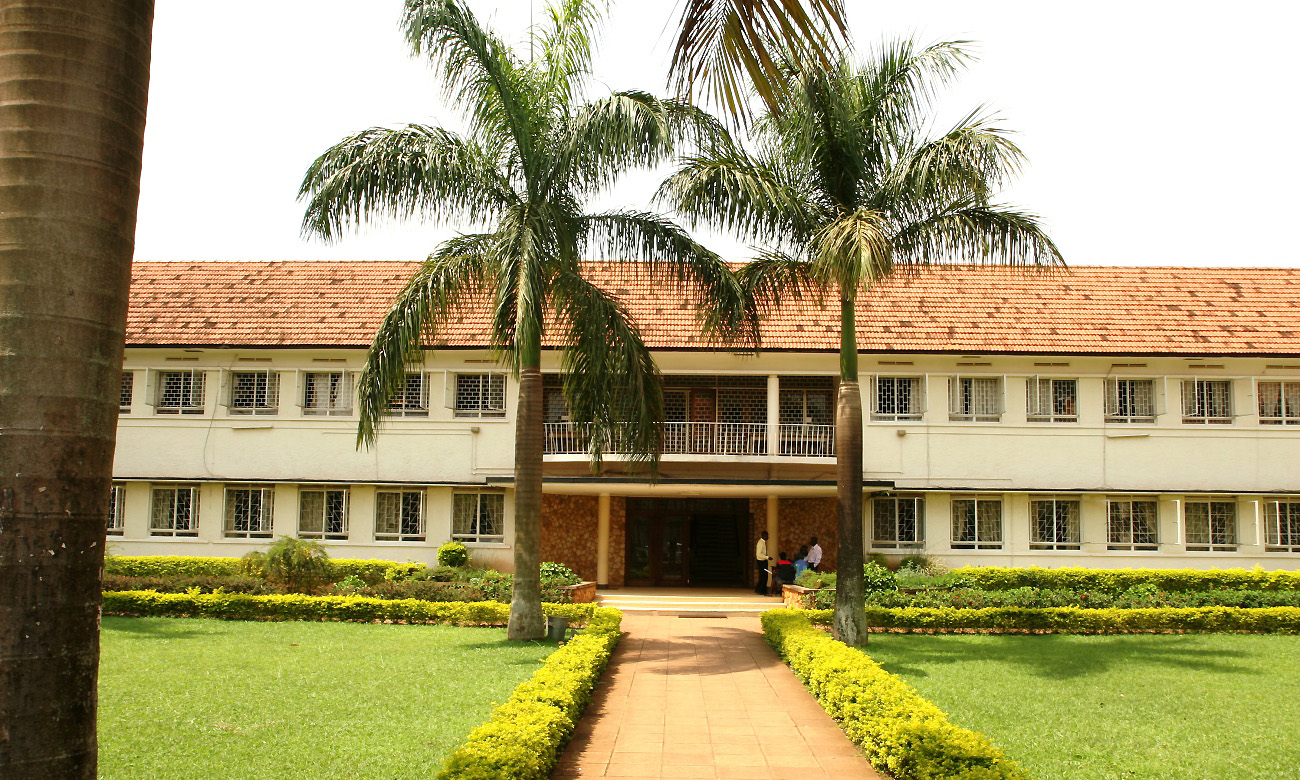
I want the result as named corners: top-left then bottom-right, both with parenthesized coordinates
top-left (596, 590), bottom-right (784, 614)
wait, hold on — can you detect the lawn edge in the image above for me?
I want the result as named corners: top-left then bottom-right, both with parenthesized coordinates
top-left (803, 605), bottom-right (1300, 633)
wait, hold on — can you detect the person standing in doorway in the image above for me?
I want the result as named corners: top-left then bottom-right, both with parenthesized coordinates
top-left (806, 536), bottom-right (823, 573)
top-left (754, 531), bottom-right (773, 595)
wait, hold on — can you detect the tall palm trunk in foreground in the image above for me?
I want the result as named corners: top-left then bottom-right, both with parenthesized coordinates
top-left (0, 2), bottom-right (154, 777)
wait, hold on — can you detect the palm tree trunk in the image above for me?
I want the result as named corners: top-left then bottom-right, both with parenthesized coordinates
top-left (833, 296), bottom-right (868, 645)
top-left (0, 2), bottom-right (154, 777)
top-left (508, 337), bottom-right (546, 640)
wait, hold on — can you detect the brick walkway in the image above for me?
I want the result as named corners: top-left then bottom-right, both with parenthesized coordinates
top-left (552, 613), bottom-right (882, 779)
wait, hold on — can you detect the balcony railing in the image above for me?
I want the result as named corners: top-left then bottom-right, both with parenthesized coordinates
top-left (542, 421), bottom-right (834, 457)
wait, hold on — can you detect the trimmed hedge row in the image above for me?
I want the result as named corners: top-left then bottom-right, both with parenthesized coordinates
top-left (436, 607), bottom-right (623, 779)
top-left (800, 606), bottom-right (1300, 633)
top-left (949, 566), bottom-right (1300, 593)
top-left (104, 555), bottom-right (425, 583)
top-left (763, 609), bottom-right (1026, 780)
top-left (101, 591), bottom-right (596, 625)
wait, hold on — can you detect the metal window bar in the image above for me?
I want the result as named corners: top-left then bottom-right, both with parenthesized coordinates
top-left (1264, 501), bottom-right (1300, 551)
top-left (107, 484), bottom-right (125, 534)
top-left (387, 372), bottom-right (429, 416)
top-left (1185, 501), bottom-right (1237, 551)
top-left (951, 497), bottom-right (1003, 549)
top-left (872, 495), bottom-right (923, 547)
top-left (120, 372), bottom-right (133, 412)
top-left (224, 487), bottom-right (274, 538)
top-left (873, 377), bottom-right (922, 421)
top-left (1027, 378), bottom-right (1078, 422)
top-left (157, 370), bottom-right (205, 414)
top-left (1105, 379), bottom-right (1155, 423)
top-left (1182, 379), bottom-right (1232, 424)
top-left (1107, 499), bottom-right (1158, 550)
top-left (948, 378), bottom-right (1001, 422)
top-left (453, 492), bottom-right (505, 543)
top-left (303, 371), bottom-right (352, 416)
top-left (1257, 381), bottom-right (1300, 425)
top-left (455, 374), bottom-right (505, 417)
top-left (375, 490), bottom-right (424, 541)
top-left (1029, 498), bottom-right (1081, 549)
top-left (150, 486), bottom-right (198, 536)
top-left (230, 370), bottom-right (279, 415)
top-left (298, 488), bottom-right (349, 539)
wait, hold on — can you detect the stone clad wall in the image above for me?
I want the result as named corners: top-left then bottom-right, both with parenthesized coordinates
top-left (609, 497), bottom-right (626, 587)
top-left (540, 494), bottom-right (599, 582)
top-left (779, 497), bottom-right (838, 572)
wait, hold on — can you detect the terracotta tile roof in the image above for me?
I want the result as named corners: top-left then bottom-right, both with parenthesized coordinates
top-left (126, 262), bottom-right (1300, 356)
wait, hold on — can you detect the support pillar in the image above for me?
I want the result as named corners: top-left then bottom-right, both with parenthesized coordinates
top-left (767, 495), bottom-right (780, 555)
top-left (596, 493), bottom-right (611, 587)
top-left (766, 374), bottom-right (781, 456)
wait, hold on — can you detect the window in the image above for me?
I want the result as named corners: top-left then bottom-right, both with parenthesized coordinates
top-left (375, 490), bottom-right (424, 541)
top-left (1026, 378), bottom-right (1077, 423)
top-left (1030, 497), bottom-right (1080, 550)
top-left (387, 372), bottom-right (429, 417)
top-left (223, 486), bottom-right (274, 538)
top-left (873, 377), bottom-right (922, 422)
top-left (951, 496), bottom-right (1003, 549)
top-left (1265, 500), bottom-right (1300, 552)
top-left (1185, 501), bottom-right (1237, 551)
top-left (454, 373), bottom-right (505, 417)
top-left (120, 372), bottom-right (133, 413)
top-left (948, 377), bottom-right (1002, 422)
top-left (872, 495), bottom-right (924, 548)
top-left (1107, 498), bottom-right (1158, 550)
top-left (453, 492), bottom-right (506, 544)
top-left (1182, 379), bottom-right (1232, 424)
top-left (107, 484), bottom-right (125, 535)
top-left (778, 376), bottom-right (834, 456)
top-left (150, 485), bottom-right (199, 536)
top-left (1104, 378), bottom-right (1155, 423)
top-left (157, 370), bottom-right (205, 414)
top-left (299, 487), bottom-right (349, 540)
top-left (303, 371), bottom-right (352, 416)
top-left (1257, 381), bottom-right (1300, 425)
top-left (229, 370), bottom-right (279, 415)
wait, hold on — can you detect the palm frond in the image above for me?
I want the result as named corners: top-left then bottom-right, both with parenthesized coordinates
top-left (735, 249), bottom-right (821, 310)
top-left (299, 124), bottom-right (511, 241)
top-left (890, 203), bottom-right (1065, 271)
top-left (357, 234), bottom-right (498, 446)
top-left (550, 267), bottom-right (662, 469)
top-left (668, 0), bottom-right (850, 123)
top-left (882, 110), bottom-right (1025, 215)
top-left (809, 208), bottom-right (895, 292)
top-left (533, 0), bottom-right (603, 107)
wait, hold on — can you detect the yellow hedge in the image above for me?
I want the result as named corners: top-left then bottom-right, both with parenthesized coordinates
top-left (801, 606), bottom-right (1300, 633)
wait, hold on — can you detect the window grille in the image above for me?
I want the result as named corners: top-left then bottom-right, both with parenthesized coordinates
top-left (303, 371), bottom-right (352, 416)
top-left (229, 370), bottom-right (279, 415)
top-left (157, 370), bottom-right (205, 414)
top-left (873, 377), bottom-right (923, 421)
top-left (1029, 497), bottom-right (1081, 549)
top-left (1257, 381), bottom-right (1300, 425)
top-left (150, 485), bottom-right (199, 536)
top-left (778, 377), bottom-right (834, 456)
top-left (1107, 498), bottom-right (1159, 550)
top-left (107, 484), bottom-right (125, 535)
top-left (298, 487), bottom-right (348, 539)
top-left (1185, 501), bottom-right (1237, 551)
top-left (1027, 378), bottom-right (1078, 423)
top-left (375, 490), bottom-right (424, 541)
top-left (1181, 379), bottom-right (1232, 424)
top-left (223, 486), bottom-right (274, 538)
top-left (1104, 378), bottom-right (1155, 423)
top-left (948, 377), bottom-right (1002, 422)
top-left (120, 372), bottom-right (133, 413)
top-left (951, 496), bottom-right (1003, 549)
top-left (1264, 500), bottom-right (1300, 552)
top-left (872, 495), bottom-right (924, 548)
top-left (452, 492), bottom-right (506, 543)
top-left (454, 373), bottom-right (505, 417)
top-left (387, 372), bottom-right (429, 416)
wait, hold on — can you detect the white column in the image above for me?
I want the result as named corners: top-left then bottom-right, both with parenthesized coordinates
top-left (766, 374), bottom-right (780, 456)
top-left (766, 495), bottom-right (780, 551)
top-left (596, 493), bottom-right (611, 587)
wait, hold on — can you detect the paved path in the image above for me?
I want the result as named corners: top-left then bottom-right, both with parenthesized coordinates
top-left (553, 613), bottom-right (883, 779)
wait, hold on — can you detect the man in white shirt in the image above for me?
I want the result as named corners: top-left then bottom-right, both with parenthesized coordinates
top-left (754, 531), bottom-right (772, 595)
top-left (806, 536), bottom-right (823, 572)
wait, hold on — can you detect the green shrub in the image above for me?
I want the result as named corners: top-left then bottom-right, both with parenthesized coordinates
top-left (796, 570), bottom-right (836, 589)
top-left (101, 573), bottom-right (275, 595)
top-left (868, 552), bottom-right (891, 569)
top-left (763, 609), bottom-right (1027, 780)
top-left (540, 562), bottom-right (582, 585)
top-left (948, 566), bottom-right (1300, 594)
top-left (798, 606), bottom-right (1300, 633)
top-left (332, 574), bottom-right (367, 594)
top-left (438, 541), bottom-right (470, 568)
top-left (863, 562), bottom-right (897, 594)
top-left (436, 608), bottom-right (622, 780)
top-left (240, 537), bottom-right (333, 593)
top-left (104, 555), bottom-right (424, 584)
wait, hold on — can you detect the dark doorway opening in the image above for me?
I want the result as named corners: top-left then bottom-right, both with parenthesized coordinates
top-left (625, 498), bottom-right (749, 587)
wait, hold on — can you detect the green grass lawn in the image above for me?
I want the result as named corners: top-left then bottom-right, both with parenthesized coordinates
top-left (99, 617), bottom-right (553, 780)
top-left (862, 633), bottom-right (1300, 780)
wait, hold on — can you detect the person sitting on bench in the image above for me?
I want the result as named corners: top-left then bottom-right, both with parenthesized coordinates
top-left (771, 552), bottom-right (797, 595)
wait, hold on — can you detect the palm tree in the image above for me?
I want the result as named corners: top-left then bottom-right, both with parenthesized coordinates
top-left (300, 0), bottom-right (753, 640)
top-left (660, 41), bottom-right (1064, 645)
top-left (668, 0), bottom-right (850, 122)
top-left (0, 2), bottom-right (154, 777)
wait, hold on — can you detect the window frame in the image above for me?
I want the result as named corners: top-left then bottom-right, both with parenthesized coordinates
top-left (302, 370), bottom-right (354, 417)
top-left (107, 483), bottom-right (125, 535)
top-left (222, 485), bottom-right (275, 539)
top-left (872, 376), bottom-right (924, 422)
top-left (1184, 499), bottom-right (1237, 552)
top-left (1181, 378), bottom-right (1233, 425)
top-left (1106, 497), bottom-right (1159, 550)
top-left (1264, 499), bottom-right (1300, 552)
top-left (1104, 378), bottom-right (1156, 423)
top-left (156, 369), bottom-right (206, 415)
top-left (948, 377), bottom-right (1003, 422)
top-left (950, 495), bottom-right (1004, 549)
top-left (119, 372), bottom-right (133, 414)
top-left (298, 486), bottom-right (350, 540)
top-left (871, 494), bottom-right (924, 548)
top-left (149, 484), bottom-right (200, 537)
top-left (452, 491), bottom-right (507, 544)
top-left (228, 369), bottom-right (280, 416)
top-left (1256, 380), bottom-right (1300, 425)
top-left (374, 489), bottom-right (425, 542)
top-left (386, 371), bottom-right (430, 417)
top-left (452, 373), bottom-right (506, 418)
top-left (1026, 377), bottom-right (1078, 423)
top-left (1029, 496), bottom-right (1081, 550)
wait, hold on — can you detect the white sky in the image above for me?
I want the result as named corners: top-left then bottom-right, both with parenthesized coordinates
top-left (134, 0), bottom-right (1300, 268)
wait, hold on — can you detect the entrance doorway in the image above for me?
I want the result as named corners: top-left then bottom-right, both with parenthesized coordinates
top-left (624, 498), bottom-right (749, 587)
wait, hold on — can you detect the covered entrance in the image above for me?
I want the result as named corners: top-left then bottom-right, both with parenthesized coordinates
top-left (624, 497), bottom-right (750, 587)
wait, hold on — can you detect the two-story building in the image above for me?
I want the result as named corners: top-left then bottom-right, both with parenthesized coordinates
top-left (110, 261), bottom-right (1300, 586)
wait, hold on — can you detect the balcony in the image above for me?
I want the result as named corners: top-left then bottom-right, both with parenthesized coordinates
top-left (542, 421), bottom-right (835, 457)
